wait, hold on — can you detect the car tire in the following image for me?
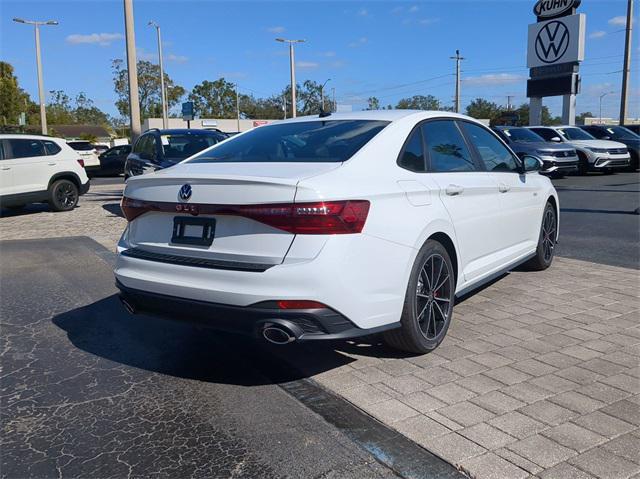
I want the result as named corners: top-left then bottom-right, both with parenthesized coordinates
top-left (577, 152), bottom-right (589, 176)
top-left (526, 202), bottom-right (557, 271)
top-left (383, 240), bottom-right (455, 354)
top-left (48, 179), bottom-right (79, 212)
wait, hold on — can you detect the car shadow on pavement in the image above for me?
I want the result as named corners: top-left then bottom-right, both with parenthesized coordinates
top-left (102, 203), bottom-right (124, 218)
top-left (52, 294), bottom-right (359, 386)
top-left (0, 203), bottom-right (53, 217)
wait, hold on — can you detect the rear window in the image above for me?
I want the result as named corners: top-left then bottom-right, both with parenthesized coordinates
top-left (190, 120), bottom-right (389, 164)
top-left (161, 134), bottom-right (221, 160)
top-left (67, 141), bottom-right (94, 151)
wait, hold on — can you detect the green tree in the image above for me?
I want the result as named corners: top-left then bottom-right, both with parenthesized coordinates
top-left (0, 61), bottom-right (38, 126)
top-left (188, 78), bottom-right (237, 118)
top-left (396, 95), bottom-right (441, 110)
top-left (576, 111), bottom-right (595, 125)
top-left (112, 59), bottom-right (185, 120)
top-left (514, 103), bottom-right (560, 126)
top-left (466, 98), bottom-right (502, 123)
top-left (367, 97), bottom-right (380, 110)
top-left (46, 90), bottom-right (75, 124)
top-left (46, 90), bottom-right (111, 126)
top-left (74, 92), bottom-right (111, 125)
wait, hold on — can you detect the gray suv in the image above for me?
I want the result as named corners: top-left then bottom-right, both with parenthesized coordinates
top-left (492, 126), bottom-right (578, 176)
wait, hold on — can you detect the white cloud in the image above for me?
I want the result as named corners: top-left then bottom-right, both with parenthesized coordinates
top-left (267, 26), bottom-right (286, 34)
top-left (136, 47), bottom-right (156, 61)
top-left (296, 61), bottom-right (319, 69)
top-left (463, 73), bottom-right (525, 86)
top-left (608, 16), bottom-right (627, 26)
top-left (320, 51), bottom-right (336, 57)
top-left (357, 8), bottom-right (369, 16)
top-left (348, 37), bottom-right (368, 48)
top-left (419, 18), bottom-right (439, 26)
top-left (330, 60), bottom-right (346, 68)
top-left (408, 5), bottom-right (419, 13)
top-left (66, 32), bottom-right (123, 46)
top-left (589, 30), bottom-right (607, 39)
top-left (167, 53), bottom-right (188, 64)
top-left (218, 71), bottom-right (248, 79)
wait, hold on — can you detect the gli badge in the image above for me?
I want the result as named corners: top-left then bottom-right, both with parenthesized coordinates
top-left (179, 184), bottom-right (192, 201)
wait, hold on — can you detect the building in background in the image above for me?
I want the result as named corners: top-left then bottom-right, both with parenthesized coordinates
top-left (142, 118), bottom-right (278, 133)
top-left (583, 118), bottom-right (640, 126)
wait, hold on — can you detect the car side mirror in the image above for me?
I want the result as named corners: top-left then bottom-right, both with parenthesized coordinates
top-left (522, 155), bottom-right (543, 173)
top-left (550, 137), bottom-right (562, 143)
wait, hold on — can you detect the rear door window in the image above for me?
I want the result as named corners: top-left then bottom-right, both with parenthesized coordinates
top-left (397, 128), bottom-right (426, 172)
top-left (422, 121), bottom-right (477, 172)
top-left (461, 122), bottom-right (521, 173)
top-left (6, 139), bottom-right (47, 159)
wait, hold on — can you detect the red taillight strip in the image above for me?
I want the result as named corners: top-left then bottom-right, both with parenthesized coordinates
top-left (120, 197), bottom-right (370, 234)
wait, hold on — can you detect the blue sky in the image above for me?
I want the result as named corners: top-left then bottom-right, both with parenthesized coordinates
top-left (1, 0), bottom-right (637, 120)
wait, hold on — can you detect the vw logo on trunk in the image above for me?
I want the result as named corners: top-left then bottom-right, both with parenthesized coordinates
top-left (535, 21), bottom-right (570, 64)
top-left (178, 183), bottom-right (192, 201)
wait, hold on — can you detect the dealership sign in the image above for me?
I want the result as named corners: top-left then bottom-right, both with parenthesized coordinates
top-left (527, 14), bottom-right (585, 68)
top-left (533, 0), bottom-right (581, 19)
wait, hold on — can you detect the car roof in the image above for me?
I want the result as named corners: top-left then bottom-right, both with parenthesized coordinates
top-left (0, 133), bottom-right (61, 140)
top-left (274, 110), bottom-right (481, 125)
top-left (145, 128), bottom-right (222, 135)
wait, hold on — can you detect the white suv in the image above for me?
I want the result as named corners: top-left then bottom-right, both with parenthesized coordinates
top-left (528, 126), bottom-right (630, 175)
top-left (114, 111), bottom-right (559, 354)
top-left (0, 134), bottom-right (90, 211)
top-left (67, 140), bottom-right (101, 173)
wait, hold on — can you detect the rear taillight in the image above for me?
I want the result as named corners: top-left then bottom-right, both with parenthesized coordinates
top-left (77, 159), bottom-right (85, 167)
top-left (276, 300), bottom-right (327, 309)
top-left (120, 197), bottom-right (370, 234)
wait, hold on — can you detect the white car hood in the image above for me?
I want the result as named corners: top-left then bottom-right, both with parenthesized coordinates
top-left (568, 139), bottom-right (627, 149)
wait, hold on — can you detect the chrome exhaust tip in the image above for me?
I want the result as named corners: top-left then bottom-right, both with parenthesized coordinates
top-left (262, 326), bottom-right (296, 345)
top-left (119, 296), bottom-right (136, 315)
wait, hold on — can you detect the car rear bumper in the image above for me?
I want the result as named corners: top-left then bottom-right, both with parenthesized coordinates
top-left (116, 279), bottom-right (399, 341)
top-left (80, 181), bottom-right (90, 195)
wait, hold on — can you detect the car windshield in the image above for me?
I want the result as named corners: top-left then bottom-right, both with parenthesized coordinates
top-left (67, 142), bottom-right (94, 151)
top-left (189, 120), bottom-right (389, 164)
top-left (160, 134), bottom-right (219, 160)
top-left (604, 126), bottom-right (639, 140)
top-left (558, 128), bottom-right (595, 141)
top-left (502, 128), bottom-right (545, 143)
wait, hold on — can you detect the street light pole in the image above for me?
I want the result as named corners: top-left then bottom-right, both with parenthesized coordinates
top-left (13, 17), bottom-right (58, 135)
top-left (235, 84), bottom-right (241, 132)
top-left (276, 38), bottom-right (305, 118)
top-left (123, 0), bottom-right (141, 142)
top-left (149, 21), bottom-right (168, 129)
top-left (619, 0), bottom-right (634, 125)
top-left (320, 78), bottom-right (331, 112)
top-left (450, 50), bottom-right (465, 114)
top-left (599, 91), bottom-right (614, 124)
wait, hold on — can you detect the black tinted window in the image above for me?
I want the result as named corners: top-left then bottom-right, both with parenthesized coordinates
top-left (531, 128), bottom-right (557, 141)
top-left (462, 122), bottom-right (520, 173)
top-left (43, 140), bottom-right (62, 155)
top-left (132, 135), bottom-right (148, 154)
top-left (422, 121), bottom-right (476, 172)
top-left (161, 134), bottom-right (219, 160)
top-left (67, 141), bottom-right (94, 151)
top-left (190, 120), bottom-right (389, 164)
top-left (7, 139), bottom-right (46, 159)
top-left (398, 128), bottom-right (425, 172)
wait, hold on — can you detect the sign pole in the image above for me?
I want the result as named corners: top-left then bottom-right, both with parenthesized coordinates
top-left (562, 93), bottom-right (577, 125)
top-left (530, 97), bottom-right (543, 126)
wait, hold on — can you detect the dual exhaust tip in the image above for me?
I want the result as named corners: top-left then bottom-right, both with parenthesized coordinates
top-left (119, 295), bottom-right (302, 346)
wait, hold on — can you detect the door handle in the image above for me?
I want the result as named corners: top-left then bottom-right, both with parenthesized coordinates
top-left (445, 184), bottom-right (464, 196)
top-left (1, 167), bottom-right (10, 171)
top-left (499, 183), bottom-right (511, 193)
top-left (48, 162), bottom-right (56, 166)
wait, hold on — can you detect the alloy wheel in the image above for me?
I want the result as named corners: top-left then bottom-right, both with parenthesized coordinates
top-left (542, 208), bottom-right (556, 263)
top-left (56, 183), bottom-right (77, 208)
top-left (415, 254), bottom-right (452, 340)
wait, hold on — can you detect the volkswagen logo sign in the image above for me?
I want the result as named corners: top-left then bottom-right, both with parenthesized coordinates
top-left (178, 183), bottom-right (192, 201)
top-left (535, 21), bottom-right (570, 64)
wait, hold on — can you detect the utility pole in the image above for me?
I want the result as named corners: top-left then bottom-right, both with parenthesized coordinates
top-left (332, 87), bottom-right (336, 113)
top-left (282, 94), bottom-right (287, 119)
top-left (619, 0), bottom-right (634, 125)
top-left (13, 17), bottom-right (58, 135)
top-left (507, 96), bottom-right (514, 111)
top-left (450, 50), bottom-right (465, 114)
top-left (320, 79), bottom-right (331, 112)
top-left (149, 21), bottom-right (167, 128)
top-left (276, 38), bottom-right (305, 118)
top-left (235, 84), bottom-right (241, 132)
top-left (124, 0), bottom-right (141, 142)
top-left (600, 91), bottom-right (614, 124)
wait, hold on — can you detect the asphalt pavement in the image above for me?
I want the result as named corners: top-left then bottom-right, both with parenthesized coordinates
top-left (551, 171), bottom-right (639, 269)
top-left (1, 236), bottom-right (461, 479)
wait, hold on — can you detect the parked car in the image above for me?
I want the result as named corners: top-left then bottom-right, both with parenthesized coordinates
top-left (96, 144), bottom-right (131, 176)
top-left (0, 134), bottom-right (90, 211)
top-left (579, 125), bottom-right (639, 171)
top-left (492, 126), bottom-right (578, 176)
top-left (527, 125), bottom-right (630, 175)
top-left (93, 144), bottom-right (109, 154)
top-left (623, 124), bottom-right (640, 135)
top-left (115, 111), bottom-right (558, 354)
top-left (67, 140), bottom-right (100, 174)
top-left (124, 129), bottom-right (227, 178)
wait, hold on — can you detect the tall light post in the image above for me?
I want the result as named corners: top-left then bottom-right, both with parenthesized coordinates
top-left (13, 17), bottom-right (58, 135)
top-left (619, 0), bottom-right (634, 125)
top-left (275, 38), bottom-right (305, 118)
top-left (599, 91), bottom-right (615, 124)
top-left (123, 0), bottom-right (141, 142)
top-left (320, 78), bottom-right (331, 112)
top-left (148, 21), bottom-right (168, 128)
top-left (450, 50), bottom-right (465, 114)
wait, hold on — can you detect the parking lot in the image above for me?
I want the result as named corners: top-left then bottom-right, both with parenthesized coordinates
top-left (1, 172), bottom-right (639, 479)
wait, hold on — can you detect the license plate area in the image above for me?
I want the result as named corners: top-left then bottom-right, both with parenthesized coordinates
top-left (171, 217), bottom-right (216, 246)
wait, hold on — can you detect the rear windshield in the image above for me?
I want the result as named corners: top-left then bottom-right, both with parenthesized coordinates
top-left (190, 120), bottom-right (389, 164)
top-left (161, 134), bottom-right (220, 160)
top-left (67, 141), bottom-right (94, 151)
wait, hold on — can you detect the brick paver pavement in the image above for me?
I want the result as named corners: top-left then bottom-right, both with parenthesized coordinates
top-left (2, 181), bottom-right (638, 479)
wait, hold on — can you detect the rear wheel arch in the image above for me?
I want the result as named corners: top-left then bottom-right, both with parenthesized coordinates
top-left (428, 232), bottom-right (458, 286)
top-left (48, 172), bottom-right (81, 190)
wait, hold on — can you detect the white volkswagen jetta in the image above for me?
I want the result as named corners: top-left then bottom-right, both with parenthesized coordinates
top-left (115, 111), bottom-right (559, 353)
